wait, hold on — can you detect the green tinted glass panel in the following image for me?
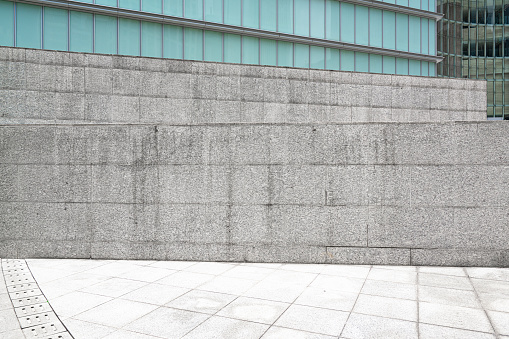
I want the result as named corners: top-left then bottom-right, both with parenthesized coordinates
top-left (396, 57), bottom-right (408, 75)
top-left (421, 19), bottom-right (429, 54)
top-left (70, 11), bottom-right (92, 52)
top-left (355, 6), bottom-right (369, 46)
top-left (408, 0), bottom-right (420, 9)
top-left (242, 36), bottom-right (259, 64)
top-left (409, 59), bottom-right (420, 75)
top-left (260, 39), bottom-right (277, 66)
top-left (409, 16), bottom-right (420, 53)
top-left (96, 0), bottom-right (117, 6)
top-left (396, 0), bottom-right (408, 6)
top-left (295, 0), bottom-right (310, 37)
top-left (421, 61), bottom-right (429, 76)
top-left (261, 0), bottom-right (276, 31)
top-left (119, 0), bottom-right (139, 10)
top-left (119, 18), bottom-right (140, 56)
top-left (294, 44), bottom-right (309, 68)
top-left (340, 3), bottom-right (355, 43)
top-left (204, 30), bottom-right (222, 62)
top-left (95, 15), bottom-right (117, 54)
top-left (310, 46), bottom-right (324, 69)
top-left (17, 3), bottom-right (41, 49)
top-left (429, 20), bottom-right (435, 54)
top-left (164, 0), bottom-right (183, 16)
top-left (278, 41), bottom-right (293, 67)
top-left (43, 7), bottom-right (67, 51)
top-left (341, 50), bottom-right (354, 71)
top-left (384, 0), bottom-right (396, 4)
top-left (205, 0), bottom-right (222, 22)
top-left (278, 0), bottom-right (293, 34)
top-left (396, 14), bottom-right (408, 51)
top-left (142, 22), bottom-right (162, 57)
top-left (429, 0), bottom-right (435, 11)
top-left (382, 11), bottom-right (395, 50)
top-left (310, 0), bottom-right (325, 38)
top-left (325, 0), bottom-right (339, 41)
top-left (142, 0), bottom-right (162, 13)
top-left (383, 55), bottom-right (395, 74)
top-left (370, 54), bottom-right (382, 73)
top-left (369, 9), bottom-right (382, 48)
top-left (224, 0), bottom-right (241, 25)
top-left (0, 0), bottom-right (14, 47)
top-left (422, 0), bottom-right (429, 11)
top-left (243, 0), bottom-right (259, 29)
top-left (163, 25), bottom-right (183, 58)
top-left (224, 33), bottom-right (241, 63)
top-left (184, 27), bottom-right (203, 60)
top-left (429, 63), bottom-right (435, 76)
top-left (185, 0), bottom-right (203, 20)
top-left (355, 52), bottom-right (369, 72)
top-left (325, 48), bottom-right (340, 70)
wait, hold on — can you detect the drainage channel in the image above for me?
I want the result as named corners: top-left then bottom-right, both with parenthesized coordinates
top-left (1, 259), bottom-right (73, 339)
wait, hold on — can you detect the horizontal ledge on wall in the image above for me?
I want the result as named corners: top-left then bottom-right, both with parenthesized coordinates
top-left (12, 0), bottom-right (443, 64)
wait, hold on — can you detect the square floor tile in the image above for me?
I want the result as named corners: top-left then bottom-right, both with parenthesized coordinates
top-left (0, 329), bottom-right (26, 339)
top-left (472, 279), bottom-right (509, 296)
top-left (361, 279), bottom-right (417, 300)
top-left (119, 267), bottom-right (176, 282)
top-left (80, 278), bottom-right (147, 298)
top-left (74, 299), bottom-right (158, 328)
top-left (479, 292), bottom-right (509, 313)
top-left (341, 313), bottom-right (418, 339)
top-left (354, 294), bottom-right (417, 322)
top-left (419, 273), bottom-right (473, 291)
top-left (156, 271), bottom-right (215, 289)
top-left (0, 293), bottom-right (12, 311)
top-left (243, 280), bottom-right (308, 303)
top-left (0, 308), bottom-right (20, 333)
top-left (28, 267), bottom-right (74, 284)
top-left (320, 265), bottom-right (371, 279)
top-left (419, 323), bottom-right (495, 339)
top-left (102, 329), bottom-right (160, 339)
top-left (221, 265), bottom-right (275, 281)
top-left (295, 287), bottom-right (358, 312)
top-left (263, 270), bottom-right (317, 286)
top-left (419, 285), bottom-right (480, 308)
top-left (81, 262), bottom-right (142, 277)
top-left (62, 318), bottom-right (116, 339)
top-left (49, 291), bottom-right (112, 318)
top-left (166, 290), bottom-right (236, 314)
top-left (274, 304), bottom-right (348, 336)
top-left (148, 261), bottom-right (198, 270)
top-left (262, 326), bottom-right (336, 339)
top-left (121, 283), bottom-right (189, 305)
top-left (197, 276), bottom-right (258, 295)
top-left (186, 262), bottom-right (237, 275)
top-left (367, 268), bottom-right (417, 284)
top-left (488, 310), bottom-right (509, 335)
top-left (467, 268), bottom-right (509, 282)
top-left (38, 272), bottom-right (111, 292)
top-left (419, 267), bottom-right (467, 277)
top-left (217, 297), bottom-right (289, 324)
top-left (124, 306), bottom-right (209, 338)
top-left (310, 275), bottom-right (365, 294)
top-left (419, 302), bottom-right (492, 333)
top-left (280, 264), bottom-right (326, 274)
top-left (183, 316), bottom-right (269, 339)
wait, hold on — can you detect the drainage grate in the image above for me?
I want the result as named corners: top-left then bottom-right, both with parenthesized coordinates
top-left (1, 259), bottom-right (74, 339)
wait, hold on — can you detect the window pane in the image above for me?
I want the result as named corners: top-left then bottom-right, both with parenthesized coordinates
top-left (355, 52), bottom-right (369, 72)
top-left (409, 15), bottom-right (420, 53)
top-left (421, 18), bottom-right (429, 54)
top-left (370, 54), bottom-right (383, 73)
top-left (326, 0), bottom-right (340, 41)
top-left (396, 14), bottom-right (409, 51)
top-left (341, 50), bottom-right (354, 71)
top-left (409, 59), bottom-right (420, 75)
top-left (17, 3), bottom-right (41, 49)
top-left (325, 48), bottom-right (340, 70)
top-left (310, 46), bottom-right (325, 69)
top-left (243, 0), bottom-right (259, 29)
top-left (224, 0), bottom-right (241, 26)
top-left (429, 62), bottom-right (435, 76)
top-left (142, 0), bottom-right (162, 13)
top-left (70, 11), bottom-right (93, 52)
top-left (95, 14), bottom-right (117, 54)
top-left (205, 0), bottom-right (222, 23)
top-left (119, 18), bottom-right (140, 56)
top-left (242, 36), bottom-right (259, 64)
top-left (96, 0), bottom-right (117, 6)
top-left (356, 6), bottom-right (369, 45)
top-left (295, 44), bottom-right (310, 68)
top-left (119, 0), bottom-right (139, 10)
top-left (295, 0), bottom-right (310, 36)
top-left (370, 9), bottom-right (382, 48)
top-left (383, 55), bottom-right (395, 74)
top-left (396, 0), bottom-right (408, 6)
top-left (422, 0), bottom-right (429, 11)
top-left (421, 61), bottom-right (429, 76)
top-left (278, 0), bottom-right (293, 34)
top-left (383, 11), bottom-right (396, 50)
top-left (164, 25), bottom-right (183, 59)
top-left (260, 38), bottom-right (277, 66)
top-left (185, 0), bottom-right (203, 20)
top-left (224, 33), bottom-right (241, 63)
top-left (341, 3), bottom-right (355, 43)
top-left (164, 0), bottom-right (183, 17)
top-left (429, 20), bottom-right (436, 54)
top-left (278, 41), bottom-right (293, 67)
top-left (396, 57), bottom-right (409, 75)
top-left (408, 0), bottom-right (420, 8)
top-left (204, 30), bottom-right (222, 62)
top-left (310, 0), bottom-right (325, 38)
top-left (0, 0), bottom-right (14, 47)
top-left (261, 0), bottom-right (276, 31)
top-left (142, 22), bottom-right (162, 57)
top-left (184, 28), bottom-right (203, 60)
top-left (44, 7), bottom-right (67, 51)
top-left (429, 0), bottom-right (435, 11)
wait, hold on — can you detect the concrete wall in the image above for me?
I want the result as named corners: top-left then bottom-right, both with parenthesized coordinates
top-left (1, 47), bottom-right (508, 267)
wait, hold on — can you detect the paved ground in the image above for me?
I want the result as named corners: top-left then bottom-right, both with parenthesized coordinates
top-left (1, 259), bottom-right (509, 339)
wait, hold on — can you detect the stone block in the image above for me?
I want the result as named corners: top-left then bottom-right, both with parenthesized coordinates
top-left (308, 104), bottom-right (330, 123)
top-left (139, 97), bottom-right (190, 124)
top-left (330, 83), bottom-right (352, 106)
top-left (453, 165), bottom-right (509, 207)
top-left (112, 69), bottom-right (142, 96)
top-left (17, 240), bottom-right (91, 258)
top-left (86, 94), bottom-right (140, 123)
top-left (0, 46), bottom-right (25, 62)
top-left (329, 106), bottom-right (352, 122)
top-left (0, 165), bottom-right (17, 201)
top-left (138, 57), bottom-right (166, 72)
top-left (160, 72), bottom-right (192, 99)
top-left (85, 67), bottom-right (113, 94)
top-left (239, 101), bottom-right (264, 123)
top-left (407, 109), bottom-right (431, 122)
top-left (230, 205), bottom-right (271, 244)
top-left (243, 245), bottom-right (328, 263)
top-left (449, 89), bottom-right (468, 112)
top-left (240, 77), bottom-right (264, 102)
top-left (112, 54), bottom-right (139, 70)
top-left (91, 165), bottom-right (134, 203)
top-left (392, 86), bottom-right (430, 109)
top-left (0, 240), bottom-right (17, 258)
top-left (229, 126), bottom-right (270, 164)
top-left (0, 90), bottom-right (27, 118)
top-left (91, 203), bottom-right (134, 241)
top-left (212, 100), bottom-right (242, 123)
top-left (371, 108), bottom-right (392, 122)
top-left (458, 122), bottom-right (509, 165)
top-left (190, 74), bottom-right (217, 100)
top-left (350, 85), bottom-right (372, 107)
top-left (371, 85), bottom-right (392, 108)
top-left (269, 165), bottom-right (325, 205)
top-left (0, 62), bottom-right (26, 90)
top-left (91, 241), bottom-right (155, 260)
top-left (166, 58), bottom-right (193, 74)
top-left (85, 53), bottom-right (113, 69)
top-left (232, 166), bottom-right (269, 204)
top-left (216, 76), bottom-right (241, 101)
top-left (206, 126), bottom-right (231, 165)
top-left (157, 126), bottom-right (205, 164)
top-left (351, 106), bottom-right (372, 122)
top-left (286, 68), bottom-right (309, 81)
top-left (429, 88), bottom-right (449, 110)
top-left (408, 166), bottom-right (457, 206)
top-left (0, 126), bottom-right (56, 164)
top-left (54, 126), bottom-right (92, 165)
top-left (88, 126), bottom-right (133, 165)
top-left (42, 92), bottom-right (85, 121)
top-left (130, 204), bottom-right (159, 242)
top-left (411, 249), bottom-right (509, 267)
top-left (466, 89), bottom-right (487, 112)
top-left (327, 206), bottom-right (373, 246)
top-left (452, 208), bottom-right (509, 249)
top-left (263, 102), bottom-right (287, 123)
top-left (288, 80), bottom-right (312, 104)
top-left (326, 247), bottom-right (411, 265)
top-left (307, 81), bottom-right (330, 105)
top-left (326, 166), bottom-right (379, 206)
top-left (263, 78), bottom-right (289, 103)
top-left (286, 104), bottom-right (310, 123)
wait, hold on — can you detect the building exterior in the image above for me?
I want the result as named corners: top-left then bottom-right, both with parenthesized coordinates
top-left (0, 0), bottom-right (441, 76)
top-left (437, 0), bottom-right (509, 119)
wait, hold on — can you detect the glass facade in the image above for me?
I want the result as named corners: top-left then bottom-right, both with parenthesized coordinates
top-left (0, 0), bottom-right (438, 76)
top-left (438, 0), bottom-right (509, 119)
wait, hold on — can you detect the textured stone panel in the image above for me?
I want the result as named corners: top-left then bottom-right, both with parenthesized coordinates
top-left (326, 247), bottom-right (411, 265)
top-left (411, 249), bottom-right (509, 267)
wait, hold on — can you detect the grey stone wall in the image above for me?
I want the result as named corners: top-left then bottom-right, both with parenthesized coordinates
top-left (0, 47), bottom-right (487, 124)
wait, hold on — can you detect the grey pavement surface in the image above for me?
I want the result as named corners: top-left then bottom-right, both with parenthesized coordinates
top-left (1, 259), bottom-right (509, 339)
